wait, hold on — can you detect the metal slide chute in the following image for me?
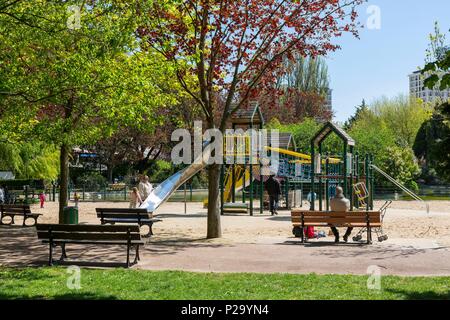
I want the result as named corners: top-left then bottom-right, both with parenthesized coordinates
top-left (370, 164), bottom-right (430, 213)
top-left (140, 142), bottom-right (212, 213)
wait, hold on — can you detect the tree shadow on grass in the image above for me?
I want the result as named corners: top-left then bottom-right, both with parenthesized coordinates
top-left (385, 289), bottom-right (450, 300)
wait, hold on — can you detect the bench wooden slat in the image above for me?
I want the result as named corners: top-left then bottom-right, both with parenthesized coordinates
top-left (2, 208), bottom-right (32, 214)
top-left (97, 213), bottom-right (150, 219)
top-left (1, 204), bottom-right (32, 209)
top-left (41, 240), bottom-right (145, 245)
top-left (37, 231), bottom-right (141, 241)
top-left (291, 210), bottom-right (380, 217)
top-left (102, 218), bottom-right (162, 223)
top-left (293, 222), bottom-right (382, 227)
top-left (223, 208), bottom-right (249, 213)
top-left (95, 208), bottom-right (161, 237)
top-left (36, 224), bottom-right (140, 233)
top-left (96, 208), bottom-right (148, 214)
top-left (292, 217), bottom-right (381, 224)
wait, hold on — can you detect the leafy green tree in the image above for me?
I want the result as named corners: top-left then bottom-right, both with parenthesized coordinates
top-left (0, 142), bottom-right (59, 180)
top-left (344, 99), bottom-right (368, 130)
top-left (422, 22), bottom-right (450, 90)
top-left (414, 102), bottom-right (450, 182)
top-left (348, 104), bottom-right (421, 187)
top-left (0, 1), bottom-right (178, 221)
top-left (260, 55), bottom-right (332, 123)
top-left (370, 95), bottom-right (432, 148)
top-left (138, 0), bottom-right (364, 238)
top-left (378, 147), bottom-right (420, 191)
top-left (268, 118), bottom-right (321, 153)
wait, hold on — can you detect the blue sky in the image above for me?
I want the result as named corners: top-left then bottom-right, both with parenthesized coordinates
top-left (327, 0), bottom-right (450, 122)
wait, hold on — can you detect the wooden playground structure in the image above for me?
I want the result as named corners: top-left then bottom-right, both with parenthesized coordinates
top-left (217, 104), bottom-right (377, 215)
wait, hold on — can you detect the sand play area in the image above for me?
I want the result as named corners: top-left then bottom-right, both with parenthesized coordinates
top-left (1, 200), bottom-right (450, 276)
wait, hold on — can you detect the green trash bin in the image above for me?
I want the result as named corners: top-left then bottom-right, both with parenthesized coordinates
top-left (63, 206), bottom-right (78, 224)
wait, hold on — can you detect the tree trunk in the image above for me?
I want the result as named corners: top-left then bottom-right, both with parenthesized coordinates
top-left (107, 165), bottom-right (114, 183)
top-left (207, 163), bottom-right (222, 239)
top-left (59, 143), bottom-right (70, 223)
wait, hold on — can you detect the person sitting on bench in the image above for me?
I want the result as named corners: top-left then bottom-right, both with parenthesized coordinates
top-left (330, 186), bottom-right (352, 243)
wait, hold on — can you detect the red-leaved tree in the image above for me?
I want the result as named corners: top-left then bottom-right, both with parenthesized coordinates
top-left (138, 0), bottom-right (364, 238)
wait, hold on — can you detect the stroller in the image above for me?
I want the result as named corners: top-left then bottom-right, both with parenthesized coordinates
top-left (352, 200), bottom-right (392, 242)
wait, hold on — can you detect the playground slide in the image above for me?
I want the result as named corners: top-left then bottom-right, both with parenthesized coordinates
top-left (371, 164), bottom-right (430, 213)
top-left (140, 143), bottom-right (211, 213)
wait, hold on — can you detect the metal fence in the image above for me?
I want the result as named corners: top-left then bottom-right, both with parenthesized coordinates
top-left (5, 183), bottom-right (450, 205)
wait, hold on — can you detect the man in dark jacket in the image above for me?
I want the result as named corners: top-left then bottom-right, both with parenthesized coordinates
top-left (265, 175), bottom-right (282, 215)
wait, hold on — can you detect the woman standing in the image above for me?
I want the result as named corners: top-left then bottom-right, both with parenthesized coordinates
top-left (129, 187), bottom-right (143, 208)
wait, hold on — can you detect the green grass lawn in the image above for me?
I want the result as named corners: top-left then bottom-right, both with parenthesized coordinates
top-left (0, 267), bottom-right (449, 300)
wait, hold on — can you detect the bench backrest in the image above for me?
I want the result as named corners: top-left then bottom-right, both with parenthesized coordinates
top-left (96, 208), bottom-right (151, 220)
top-left (291, 210), bottom-right (381, 225)
top-left (0, 204), bottom-right (32, 215)
top-left (36, 224), bottom-right (141, 242)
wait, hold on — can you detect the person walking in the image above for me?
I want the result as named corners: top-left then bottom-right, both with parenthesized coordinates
top-left (129, 187), bottom-right (143, 208)
top-left (264, 175), bottom-right (282, 216)
top-left (329, 186), bottom-right (352, 243)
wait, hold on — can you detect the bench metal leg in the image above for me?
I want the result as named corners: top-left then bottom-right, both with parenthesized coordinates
top-left (301, 215), bottom-right (305, 244)
top-left (141, 223), bottom-right (153, 238)
top-left (133, 245), bottom-right (140, 265)
top-left (367, 227), bottom-right (372, 244)
top-left (49, 243), bottom-right (53, 266)
top-left (126, 244), bottom-right (130, 268)
top-left (59, 243), bottom-right (68, 261)
top-left (149, 223), bottom-right (154, 236)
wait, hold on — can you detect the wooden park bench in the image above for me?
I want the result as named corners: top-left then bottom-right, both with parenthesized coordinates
top-left (291, 209), bottom-right (382, 244)
top-left (96, 208), bottom-right (162, 237)
top-left (0, 204), bottom-right (42, 227)
top-left (36, 224), bottom-right (144, 267)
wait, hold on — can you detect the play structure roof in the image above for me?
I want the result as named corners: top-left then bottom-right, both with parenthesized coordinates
top-left (230, 101), bottom-right (264, 126)
top-left (312, 121), bottom-right (355, 147)
top-left (266, 132), bottom-right (296, 150)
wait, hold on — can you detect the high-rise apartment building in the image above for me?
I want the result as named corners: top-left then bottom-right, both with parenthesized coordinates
top-left (409, 70), bottom-right (450, 103)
